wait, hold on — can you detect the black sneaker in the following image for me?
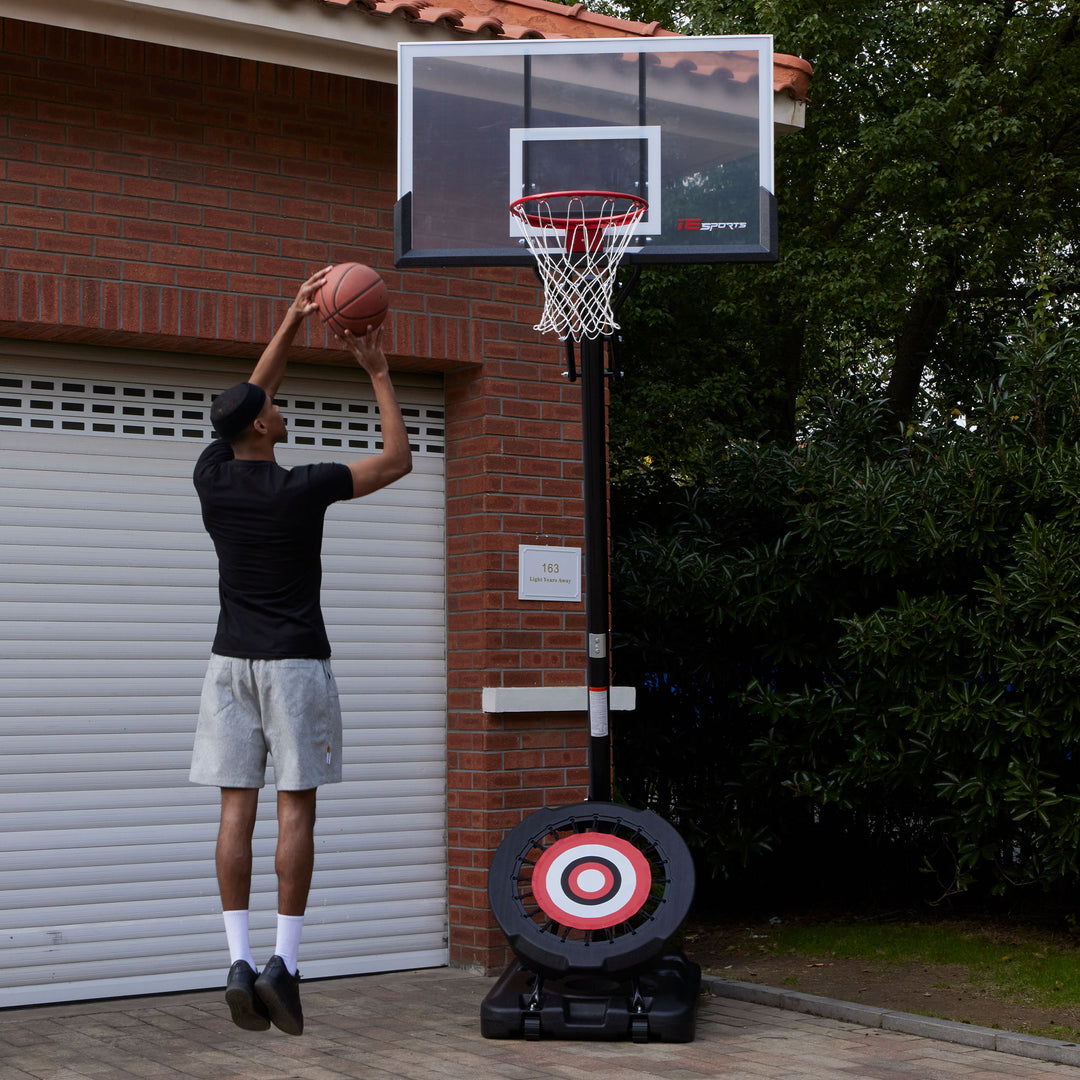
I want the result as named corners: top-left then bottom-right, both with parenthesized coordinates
top-left (254, 955), bottom-right (303, 1036)
top-left (225, 960), bottom-right (270, 1031)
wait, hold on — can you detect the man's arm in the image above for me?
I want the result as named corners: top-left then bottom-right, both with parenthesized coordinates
top-left (248, 267), bottom-right (330, 399)
top-left (339, 328), bottom-right (413, 498)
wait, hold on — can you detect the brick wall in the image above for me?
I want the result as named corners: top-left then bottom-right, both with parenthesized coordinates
top-left (0, 15), bottom-right (590, 973)
top-left (444, 346), bottom-right (592, 970)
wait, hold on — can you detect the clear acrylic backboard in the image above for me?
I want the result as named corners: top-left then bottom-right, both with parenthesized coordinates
top-left (395, 36), bottom-right (777, 267)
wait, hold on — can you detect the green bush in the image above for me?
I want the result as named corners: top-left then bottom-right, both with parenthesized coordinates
top-left (612, 322), bottom-right (1080, 907)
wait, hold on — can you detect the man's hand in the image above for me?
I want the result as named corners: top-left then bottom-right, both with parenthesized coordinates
top-left (339, 327), bottom-right (389, 381)
top-left (290, 266), bottom-right (331, 321)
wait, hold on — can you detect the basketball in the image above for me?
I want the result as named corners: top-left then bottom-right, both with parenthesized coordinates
top-left (315, 262), bottom-right (389, 336)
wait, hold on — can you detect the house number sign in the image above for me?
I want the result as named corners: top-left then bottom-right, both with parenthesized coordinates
top-left (518, 545), bottom-right (582, 602)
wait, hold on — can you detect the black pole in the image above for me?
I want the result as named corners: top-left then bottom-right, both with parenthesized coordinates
top-left (580, 333), bottom-right (611, 801)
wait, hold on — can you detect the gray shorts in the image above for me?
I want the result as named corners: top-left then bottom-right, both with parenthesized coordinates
top-left (189, 655), bottom-right (343, 790)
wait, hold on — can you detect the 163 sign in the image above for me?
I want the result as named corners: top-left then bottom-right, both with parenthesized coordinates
top-left (518, 545), bottom-right (582, 602)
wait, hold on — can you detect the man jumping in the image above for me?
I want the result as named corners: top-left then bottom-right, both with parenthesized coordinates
top-left (189, 268), bottom-right (412, 1035)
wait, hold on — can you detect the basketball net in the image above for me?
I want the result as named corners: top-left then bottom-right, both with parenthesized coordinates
top-left (510, 191), bottom-right (647, 341)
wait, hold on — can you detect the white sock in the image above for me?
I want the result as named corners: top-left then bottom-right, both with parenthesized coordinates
top-left (223, 909), bottom-right (255, 969)
top-left (275, 914), bottom-right (305, 975)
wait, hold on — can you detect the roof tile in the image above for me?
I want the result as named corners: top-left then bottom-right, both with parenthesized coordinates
top-left (367, 0), bottom-right (425, 18)
top-left (311, 0), bottom-right (812, 99)
top-left (415, 6), bottom-right (470, 26)
top-left (457, 13), bottom-right (505, 34)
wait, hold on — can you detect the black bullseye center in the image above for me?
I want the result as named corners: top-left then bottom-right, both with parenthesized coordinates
top-left (560, 855), bottom-right (620, 906)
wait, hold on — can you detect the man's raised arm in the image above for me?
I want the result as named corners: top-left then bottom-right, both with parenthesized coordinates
top-left (339, 328), bottom-right (413, 499)
top-left (249, 267), bottom-right (331, 399)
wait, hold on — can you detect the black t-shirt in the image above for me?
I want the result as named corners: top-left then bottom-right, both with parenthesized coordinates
top-left (194, 440), bottom-right (353, 659)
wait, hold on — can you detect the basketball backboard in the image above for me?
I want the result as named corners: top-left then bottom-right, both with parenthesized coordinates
top-left (395, 37), bottom-right (777, 267)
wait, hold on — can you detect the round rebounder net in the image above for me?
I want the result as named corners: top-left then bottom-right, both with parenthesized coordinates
top-left (487, 801), bottom-right (695, 976)
top-left (509, 191), bottom-right (647, 341)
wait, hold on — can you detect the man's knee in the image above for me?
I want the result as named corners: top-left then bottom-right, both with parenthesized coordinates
top-left (277, 789), bottom-right (317, 835)
top-left (220, 787), bottom-right (260, 832)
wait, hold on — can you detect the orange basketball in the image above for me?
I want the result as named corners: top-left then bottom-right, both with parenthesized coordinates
top-left (315, 262), bottom-right (389, 336)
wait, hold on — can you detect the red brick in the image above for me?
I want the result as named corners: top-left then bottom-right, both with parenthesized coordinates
top-left (176, 225), bottom-right (227, 251)
top-left (66, 256), bottom-right (120, 278)
top-left (96, 238), bottom-right (148, 261)
top-left (80, 278), bottom-right (100, 328)
top-left (0, 224), bottom-right (34, 251)
top-left (39, 232), bottom-right (92, 257)
top-left (176, 268), bottom-right (228, 291)
top-left (150, 201), bottom-right (202, 226)
top-left (8, 160), bottom-right (66, 187)
top-left (158, 286), bottom-right (179, 335)
top-left (59, 276), bottom-right (79, 321)
top-left (96, 152), bottom-right (150, 176)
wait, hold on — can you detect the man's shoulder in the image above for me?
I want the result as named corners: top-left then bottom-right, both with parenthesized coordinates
top-left (193, 439), bottom-right (233, 485)
top-left (286, 460), bottom-right (353, 501)
top-left (288, 459), bottom-right (350, 479)
top-left (196, 438), bottom-right (232, 464)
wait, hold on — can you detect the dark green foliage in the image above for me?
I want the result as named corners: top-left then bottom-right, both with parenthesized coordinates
top-left (612, 322), bottom-right (1080, 905)
top-left (607, 0), bottom-right (1080, 468)
top-left (589, 0), bottom-right (1080, 909)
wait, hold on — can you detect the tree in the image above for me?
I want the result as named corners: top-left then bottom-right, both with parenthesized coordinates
top-left (607, 0), bottom-right (1080, 474)
top-left (612, 318), bottom-right (1080, 904)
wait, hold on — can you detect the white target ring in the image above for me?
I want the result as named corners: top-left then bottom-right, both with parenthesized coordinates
top-left (531, 832), bottom-right (653, 930)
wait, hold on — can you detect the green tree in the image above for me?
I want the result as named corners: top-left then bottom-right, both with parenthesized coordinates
top-left (612, 320), bottom-right (1080, 904)
top-left (608, 0), bottom-right (1080, 477)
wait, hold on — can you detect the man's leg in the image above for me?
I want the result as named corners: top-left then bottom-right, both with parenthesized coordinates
top-left (254, 788), bottom-right (316, 1036)
top-left (216, 788), bottom-right (269, 1031)
top-left (217, 787), bottom-right (260, 910)
top-left (273, 789), bottom-right (316, 973)
top-left (275, 788), bottom-right (317, 917)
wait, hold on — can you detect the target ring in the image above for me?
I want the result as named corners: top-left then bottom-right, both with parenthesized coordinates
top-left (563, 857), bottom-right (615, 904)
top-left (533, 832), bottom-right (652, 929)
top-left (488, 802), bottom-right (696, 975)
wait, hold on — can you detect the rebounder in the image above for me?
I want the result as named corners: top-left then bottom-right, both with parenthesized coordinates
top-left (480, 802), bottom-right (700, 1041)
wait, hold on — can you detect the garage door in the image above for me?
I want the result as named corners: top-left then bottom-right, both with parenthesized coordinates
top-left (0, 341), bottom-right (448, 1007)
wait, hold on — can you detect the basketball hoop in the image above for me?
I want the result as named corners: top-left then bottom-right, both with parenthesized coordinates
top-left (510, 191), bottom-right (647, 341)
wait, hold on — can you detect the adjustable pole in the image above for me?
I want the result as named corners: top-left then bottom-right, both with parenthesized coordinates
top-left (574, 267), bottom-right (640, 803)
top-left (580, 333), bottom-right (611, 801)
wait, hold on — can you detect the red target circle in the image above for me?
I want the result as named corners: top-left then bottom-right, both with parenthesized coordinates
top-left (532, 832), bottom-right (653, 929)
top-left (566, 858), bottom-right (616, 902)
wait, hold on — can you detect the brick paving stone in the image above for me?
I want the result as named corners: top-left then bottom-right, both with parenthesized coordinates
top-left (4, 971), bottom-right (1080, 1080)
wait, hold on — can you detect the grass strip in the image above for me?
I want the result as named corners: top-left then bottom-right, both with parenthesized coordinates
top-left (771, 920), bottom-right (1080, 1010)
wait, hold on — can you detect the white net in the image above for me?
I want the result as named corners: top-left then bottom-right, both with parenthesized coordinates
top-left (510, 191), bottom-right (647, 341)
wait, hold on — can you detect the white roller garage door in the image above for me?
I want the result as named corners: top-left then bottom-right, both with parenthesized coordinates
top-left (0, 341), bottom-right (448, 1007)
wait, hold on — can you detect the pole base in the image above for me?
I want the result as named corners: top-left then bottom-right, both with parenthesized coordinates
top-left (480, 951), bottom-right (701, 1042)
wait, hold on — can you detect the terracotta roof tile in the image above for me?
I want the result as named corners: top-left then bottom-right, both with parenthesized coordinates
top-left (414, 5), bottom-right (470, 26)
top-left (492, 22), bottom-right (549, 38)
top-left (774, 54), bottom-right (813, 99)
top-left (319, 0), bottom-right (379, 10)
top-left (311, 0), bottom-right (812, 99)
top-left (366, 0), bottom-right (424, 18)
top-left (456, 13), bottom-right (505, 34)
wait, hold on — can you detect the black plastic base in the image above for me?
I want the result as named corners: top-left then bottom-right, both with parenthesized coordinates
top-left (480, 951), bottom-right (701, 1042)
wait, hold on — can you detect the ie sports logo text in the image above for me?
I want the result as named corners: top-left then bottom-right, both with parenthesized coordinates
top-left (676, 219), bottom-right (748, 231)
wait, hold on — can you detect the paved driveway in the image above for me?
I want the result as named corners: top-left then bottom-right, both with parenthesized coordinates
top-left (3, 968), bottom-right (1080, 1080)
